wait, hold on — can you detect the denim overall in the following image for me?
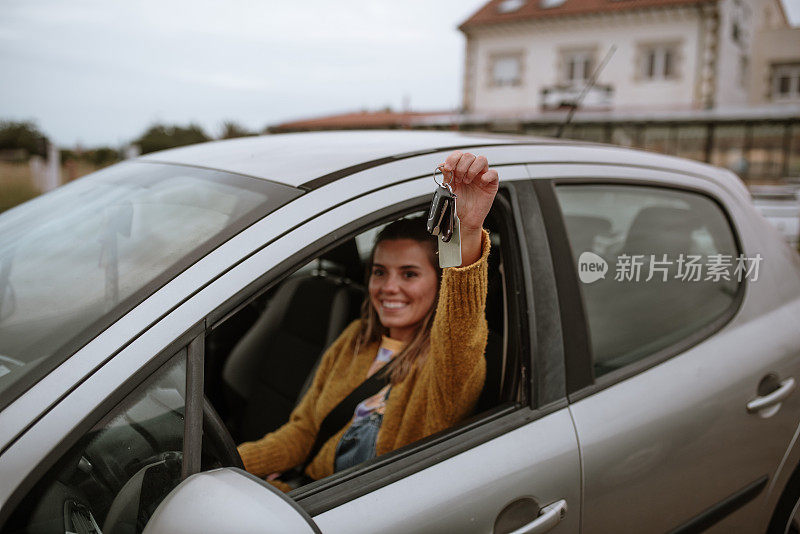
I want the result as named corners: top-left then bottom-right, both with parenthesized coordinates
top-left (334, 383), bottom-right (392, 473)
top-left (334, 412), bottom-right (384, 472)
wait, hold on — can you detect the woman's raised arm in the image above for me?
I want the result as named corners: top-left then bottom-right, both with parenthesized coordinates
top-left (441, 150), bottom-right (499, 267)
top-left (419, 151), bottom-right (499, 427)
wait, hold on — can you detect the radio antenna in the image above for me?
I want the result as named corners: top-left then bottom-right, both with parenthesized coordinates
top-left (556, 45), bottom-right (617, 138)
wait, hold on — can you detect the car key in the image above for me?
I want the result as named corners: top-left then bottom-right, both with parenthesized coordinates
top-left (439, 187), bottom-right (455, 243)
top-left (427, 166), bottom-right (462, 267)
top-left (427, 184), bottom-right (454, 239)
top-left (438, 195), bottom-right (462, 267)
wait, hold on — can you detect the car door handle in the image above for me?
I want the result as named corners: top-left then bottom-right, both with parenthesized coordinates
top-left (747, 377), bottom-right (796, 413)
top-left (505, 499), bottom-right (567, 534)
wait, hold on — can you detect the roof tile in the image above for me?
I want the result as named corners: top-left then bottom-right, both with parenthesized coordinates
top-left (269, 110), bottom-right (443, 133)
top-left (460, 0), bottom-right (715, 30)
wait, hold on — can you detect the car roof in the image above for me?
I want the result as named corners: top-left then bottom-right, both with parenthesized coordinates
top-left (138, 130), bottom-right (748, 201)
top-left (139, 130), bottom-right (571, 188)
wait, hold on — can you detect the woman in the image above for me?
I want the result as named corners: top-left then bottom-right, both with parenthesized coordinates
top-left (237, 151), bottom-right (499, 489)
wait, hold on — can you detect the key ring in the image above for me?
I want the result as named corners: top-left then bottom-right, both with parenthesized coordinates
top-left (434, 165), bottom-right (456, 195)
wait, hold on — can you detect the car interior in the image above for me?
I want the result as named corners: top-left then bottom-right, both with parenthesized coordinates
top-left (202, 202), bottom-right (517, 478)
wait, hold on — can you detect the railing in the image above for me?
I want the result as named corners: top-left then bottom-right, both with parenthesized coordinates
top-left (541, 84), bottom-right (614, 110)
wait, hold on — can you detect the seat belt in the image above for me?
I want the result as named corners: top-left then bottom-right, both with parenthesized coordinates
top-left (302, 372), bottom-right (388, 470)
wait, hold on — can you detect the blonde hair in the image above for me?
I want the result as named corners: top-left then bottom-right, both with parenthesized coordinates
top-left (353, 218), bottom-right (442, 384)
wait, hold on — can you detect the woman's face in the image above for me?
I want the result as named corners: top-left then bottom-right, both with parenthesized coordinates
top-left (369, 238), bottom-right (438, 343)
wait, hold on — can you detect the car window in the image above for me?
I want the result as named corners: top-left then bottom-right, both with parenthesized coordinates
top-left (5, 353), bottom-right (187, 534)
top-left (0, 161), bottom-right (299, 408)
top-left (554, 184), bottom-right (741, 378)
top-left (204, 203), bottom-right (514, 491)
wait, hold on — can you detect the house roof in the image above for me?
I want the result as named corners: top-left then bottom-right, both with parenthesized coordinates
top-left (771, 0), bottom-right (791, 27)
top-left (459, 0), bottom-right (715, 30)
top-left (268, 110), bottom-right (444, 133)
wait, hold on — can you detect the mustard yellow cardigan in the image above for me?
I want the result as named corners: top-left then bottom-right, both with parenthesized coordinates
top-left (237, 229), bottom-right (490, 482)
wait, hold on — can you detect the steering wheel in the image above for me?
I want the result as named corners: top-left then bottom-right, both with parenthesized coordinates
top-left (203, 396), bottom-right (244, 470)
top-left (101, 399), bottom-right (242, 533)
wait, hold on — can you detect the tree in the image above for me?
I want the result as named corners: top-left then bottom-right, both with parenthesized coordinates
top-left (0, 120), bottom-right (47, 158)
top-left (87, 147), bottom-right (121, 167)
top-left (132, 123), bottom-right (210, 154)
top-left (60, 147), bottom-right (120, 167)
top-left (220, 121), bottom-right (255, 139)
top-left (59, 148), bottom-right (78, 165)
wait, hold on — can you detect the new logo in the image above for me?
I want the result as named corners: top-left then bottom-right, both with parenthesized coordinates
top-left (578, 251), bottom-right (608, 284)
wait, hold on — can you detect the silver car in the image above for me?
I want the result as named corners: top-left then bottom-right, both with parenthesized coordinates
top-left (750, 185), bottom-right (800, 250)
top-left (1, 131), bottom-right (799, 534)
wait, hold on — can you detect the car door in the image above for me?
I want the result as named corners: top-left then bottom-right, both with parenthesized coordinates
top-left (527, 165), bottom-right (800, 533)
top-left (301, 173), bottom-right (580, 534)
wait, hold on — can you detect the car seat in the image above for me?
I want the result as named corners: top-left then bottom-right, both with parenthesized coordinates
top-left (589, 205), bottom-right (718, 374)
top-left (622, 206), bottom-right (700, 259)
top-left (563, 214), bottom-right (612, 257)
top-left (222, 239), bottom-right (365, 443)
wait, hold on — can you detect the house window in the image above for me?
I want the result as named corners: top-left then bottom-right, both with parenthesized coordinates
top-left (640, 44), bottom-right (678, 80)
top-left (771, 63), bottom-right (800, 101)
top-left (498, 0), bottom-right (525, 13)
top-left (490, 53), bottom-right (523, 87)
top-left (562, 50), bottom-right (595, 85)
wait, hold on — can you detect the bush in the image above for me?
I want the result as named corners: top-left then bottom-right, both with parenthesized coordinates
top-left (0, 121), bottom-right (47, 159)
top-left (220, 121), bottom-right (256, 139)
top-left (87, 147), bottom-right (121, 167)
top-left (133, 123), bottom-right (210, 154)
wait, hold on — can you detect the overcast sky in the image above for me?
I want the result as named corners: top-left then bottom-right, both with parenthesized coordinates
top-left (1, 0), bottom-right (798, 148)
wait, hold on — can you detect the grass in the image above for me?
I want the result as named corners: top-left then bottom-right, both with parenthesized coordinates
top-left (0, 162), bottom-right (40, 213)
top-left (0, 161), bottom-right (100, 213)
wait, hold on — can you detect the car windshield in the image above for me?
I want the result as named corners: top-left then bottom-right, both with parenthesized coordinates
top-left (0, 161), bottom-right (299, 405)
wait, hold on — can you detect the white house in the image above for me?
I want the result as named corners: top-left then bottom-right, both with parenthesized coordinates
top-left (458, 0), bottom-right (794, 114)
top-left (750, 22), bottom-right (800, 105)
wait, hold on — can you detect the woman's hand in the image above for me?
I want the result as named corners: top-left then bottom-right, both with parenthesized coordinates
top-left (441, 151), bottom-right (499, 266)
top-left (442, 151), bottom-right (499, 233)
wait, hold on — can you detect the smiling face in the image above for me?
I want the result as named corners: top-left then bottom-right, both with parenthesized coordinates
top-left (368, 238), bottom-right (439, 343)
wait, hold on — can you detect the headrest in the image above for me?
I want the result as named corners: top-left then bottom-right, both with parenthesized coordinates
top-left (623, 206), bottom-right (700, 257)
top-left (318, 238), bottom-right (363, 282)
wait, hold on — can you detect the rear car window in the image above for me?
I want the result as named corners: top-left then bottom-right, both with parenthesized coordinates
top-left (554, 184), bottom-right (742, 378)
top-left (0, 161), bottom-right (300, 408)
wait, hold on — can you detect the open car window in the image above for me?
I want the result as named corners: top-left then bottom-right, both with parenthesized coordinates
top-left (203, 197), bottom-right (522, 495)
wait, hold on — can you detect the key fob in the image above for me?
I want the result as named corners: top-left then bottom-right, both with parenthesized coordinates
top-left (427, 185), bottom-right (453, 237)
top-left (438, 212), bottom-right (462, 268)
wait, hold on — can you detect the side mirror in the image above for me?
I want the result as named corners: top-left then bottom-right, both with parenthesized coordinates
top-left (143, 468), bottom-right (320, 534)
